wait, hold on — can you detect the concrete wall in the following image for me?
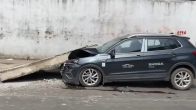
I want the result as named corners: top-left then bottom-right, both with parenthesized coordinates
top-left (0, 0), bottom-right (196, 59)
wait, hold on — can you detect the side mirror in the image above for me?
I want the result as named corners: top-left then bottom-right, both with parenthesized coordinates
top-left (109, 49), bottom-right (115, 59)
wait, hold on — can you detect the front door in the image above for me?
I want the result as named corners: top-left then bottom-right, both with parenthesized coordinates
top-left (105, 38), bottom-right (146, 81)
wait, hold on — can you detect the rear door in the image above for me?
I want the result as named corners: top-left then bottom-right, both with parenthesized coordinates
top-left (141, 37), bottom-right (181, 79)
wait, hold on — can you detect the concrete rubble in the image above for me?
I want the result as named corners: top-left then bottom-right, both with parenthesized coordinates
top-left (0, 52), bottom-right (69, 81)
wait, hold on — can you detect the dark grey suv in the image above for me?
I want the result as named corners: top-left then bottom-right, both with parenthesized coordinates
top-left (61, 34), bottom-right (196, 90)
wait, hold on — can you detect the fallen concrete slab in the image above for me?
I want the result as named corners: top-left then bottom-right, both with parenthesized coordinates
top-left (0, 52), bottom-right (69, 81)
top-left (0, 59), bottom-right (38, 71)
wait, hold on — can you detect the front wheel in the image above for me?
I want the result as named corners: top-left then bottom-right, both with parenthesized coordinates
top-left (79, 67), bottom-right (102, 87)
top-left (171, 68), bottom-right (194, 90)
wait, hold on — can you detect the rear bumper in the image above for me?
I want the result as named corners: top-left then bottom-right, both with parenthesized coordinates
top-left (60, 63), bottom-right (81, 85)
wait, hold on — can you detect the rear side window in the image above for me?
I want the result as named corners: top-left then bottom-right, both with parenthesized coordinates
top-left (147, 38), bottom-right (181, 51)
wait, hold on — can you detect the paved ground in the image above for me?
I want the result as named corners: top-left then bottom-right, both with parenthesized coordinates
top-left (0, 72), bottom-right (196, 110)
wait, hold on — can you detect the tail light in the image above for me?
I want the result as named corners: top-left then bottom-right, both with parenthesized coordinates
top-left (192, 50), bottom-right (196, 56)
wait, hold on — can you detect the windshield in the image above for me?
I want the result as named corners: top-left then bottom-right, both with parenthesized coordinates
top-left (97, 37), bottom-right (124, 53)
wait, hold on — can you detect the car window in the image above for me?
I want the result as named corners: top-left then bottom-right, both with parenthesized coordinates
top-left (97, 37), bottom-right (124, 53)
top-left (115, 39), bottom-right (143, 53)
top-left (147, 38), bottom-right (181, 51)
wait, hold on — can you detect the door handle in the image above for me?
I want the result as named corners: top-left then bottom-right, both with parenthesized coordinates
top-left (136, 54), bottom-right (141, 56)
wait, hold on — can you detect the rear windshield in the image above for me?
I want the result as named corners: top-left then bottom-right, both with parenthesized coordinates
top-left (178, 37), bottom-right (195, 48)
top-left (186, 39), bottom-right (196, 48)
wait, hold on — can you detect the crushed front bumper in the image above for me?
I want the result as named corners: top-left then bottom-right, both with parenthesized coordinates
top-left (60, 63), bottom-right (81, 85)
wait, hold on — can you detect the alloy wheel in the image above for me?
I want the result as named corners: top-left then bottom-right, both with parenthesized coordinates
top-left (81, 68), bottom-right (99, 86)
top-left (174, 71), bottom-right (191, 88)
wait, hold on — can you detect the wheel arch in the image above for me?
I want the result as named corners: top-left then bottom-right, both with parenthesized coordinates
top-left (169, 62), bottom-right (196, 79)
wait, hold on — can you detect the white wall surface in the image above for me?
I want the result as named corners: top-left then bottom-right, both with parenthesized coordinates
top-left (0, 0), bottom-right (196, 59)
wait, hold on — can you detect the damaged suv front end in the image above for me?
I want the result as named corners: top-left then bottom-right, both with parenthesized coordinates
top-left (60, 37), bottom-right (122, 85)
top-left (61, 49), bottom-right (111, 85)
top-left (61, 49), bottom-right (94, 85)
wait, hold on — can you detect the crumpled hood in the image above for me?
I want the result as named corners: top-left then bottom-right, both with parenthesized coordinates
top-left (68, 48), bottom-right (98, 60)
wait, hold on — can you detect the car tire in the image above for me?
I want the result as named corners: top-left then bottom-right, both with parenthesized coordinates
top-left (171, 68), bottom-right (194, 90)
top-left (79, 65), bottom-right (102, 87)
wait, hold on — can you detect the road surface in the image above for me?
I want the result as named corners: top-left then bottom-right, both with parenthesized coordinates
top-left (0, 72), bottom-right (196, 110)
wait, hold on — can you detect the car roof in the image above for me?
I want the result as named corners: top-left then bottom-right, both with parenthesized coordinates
top-left (122, 33), bottom-right (189, 39)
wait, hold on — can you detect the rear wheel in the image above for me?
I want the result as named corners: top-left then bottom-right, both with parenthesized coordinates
top-left (171, 68), bottom-right (194, 90)
top-left (79, 67), bottom-right (102, 87)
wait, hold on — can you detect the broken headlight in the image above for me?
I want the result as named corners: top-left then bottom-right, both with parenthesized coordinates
top-left (65, 59), bottom-right (79, 64)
